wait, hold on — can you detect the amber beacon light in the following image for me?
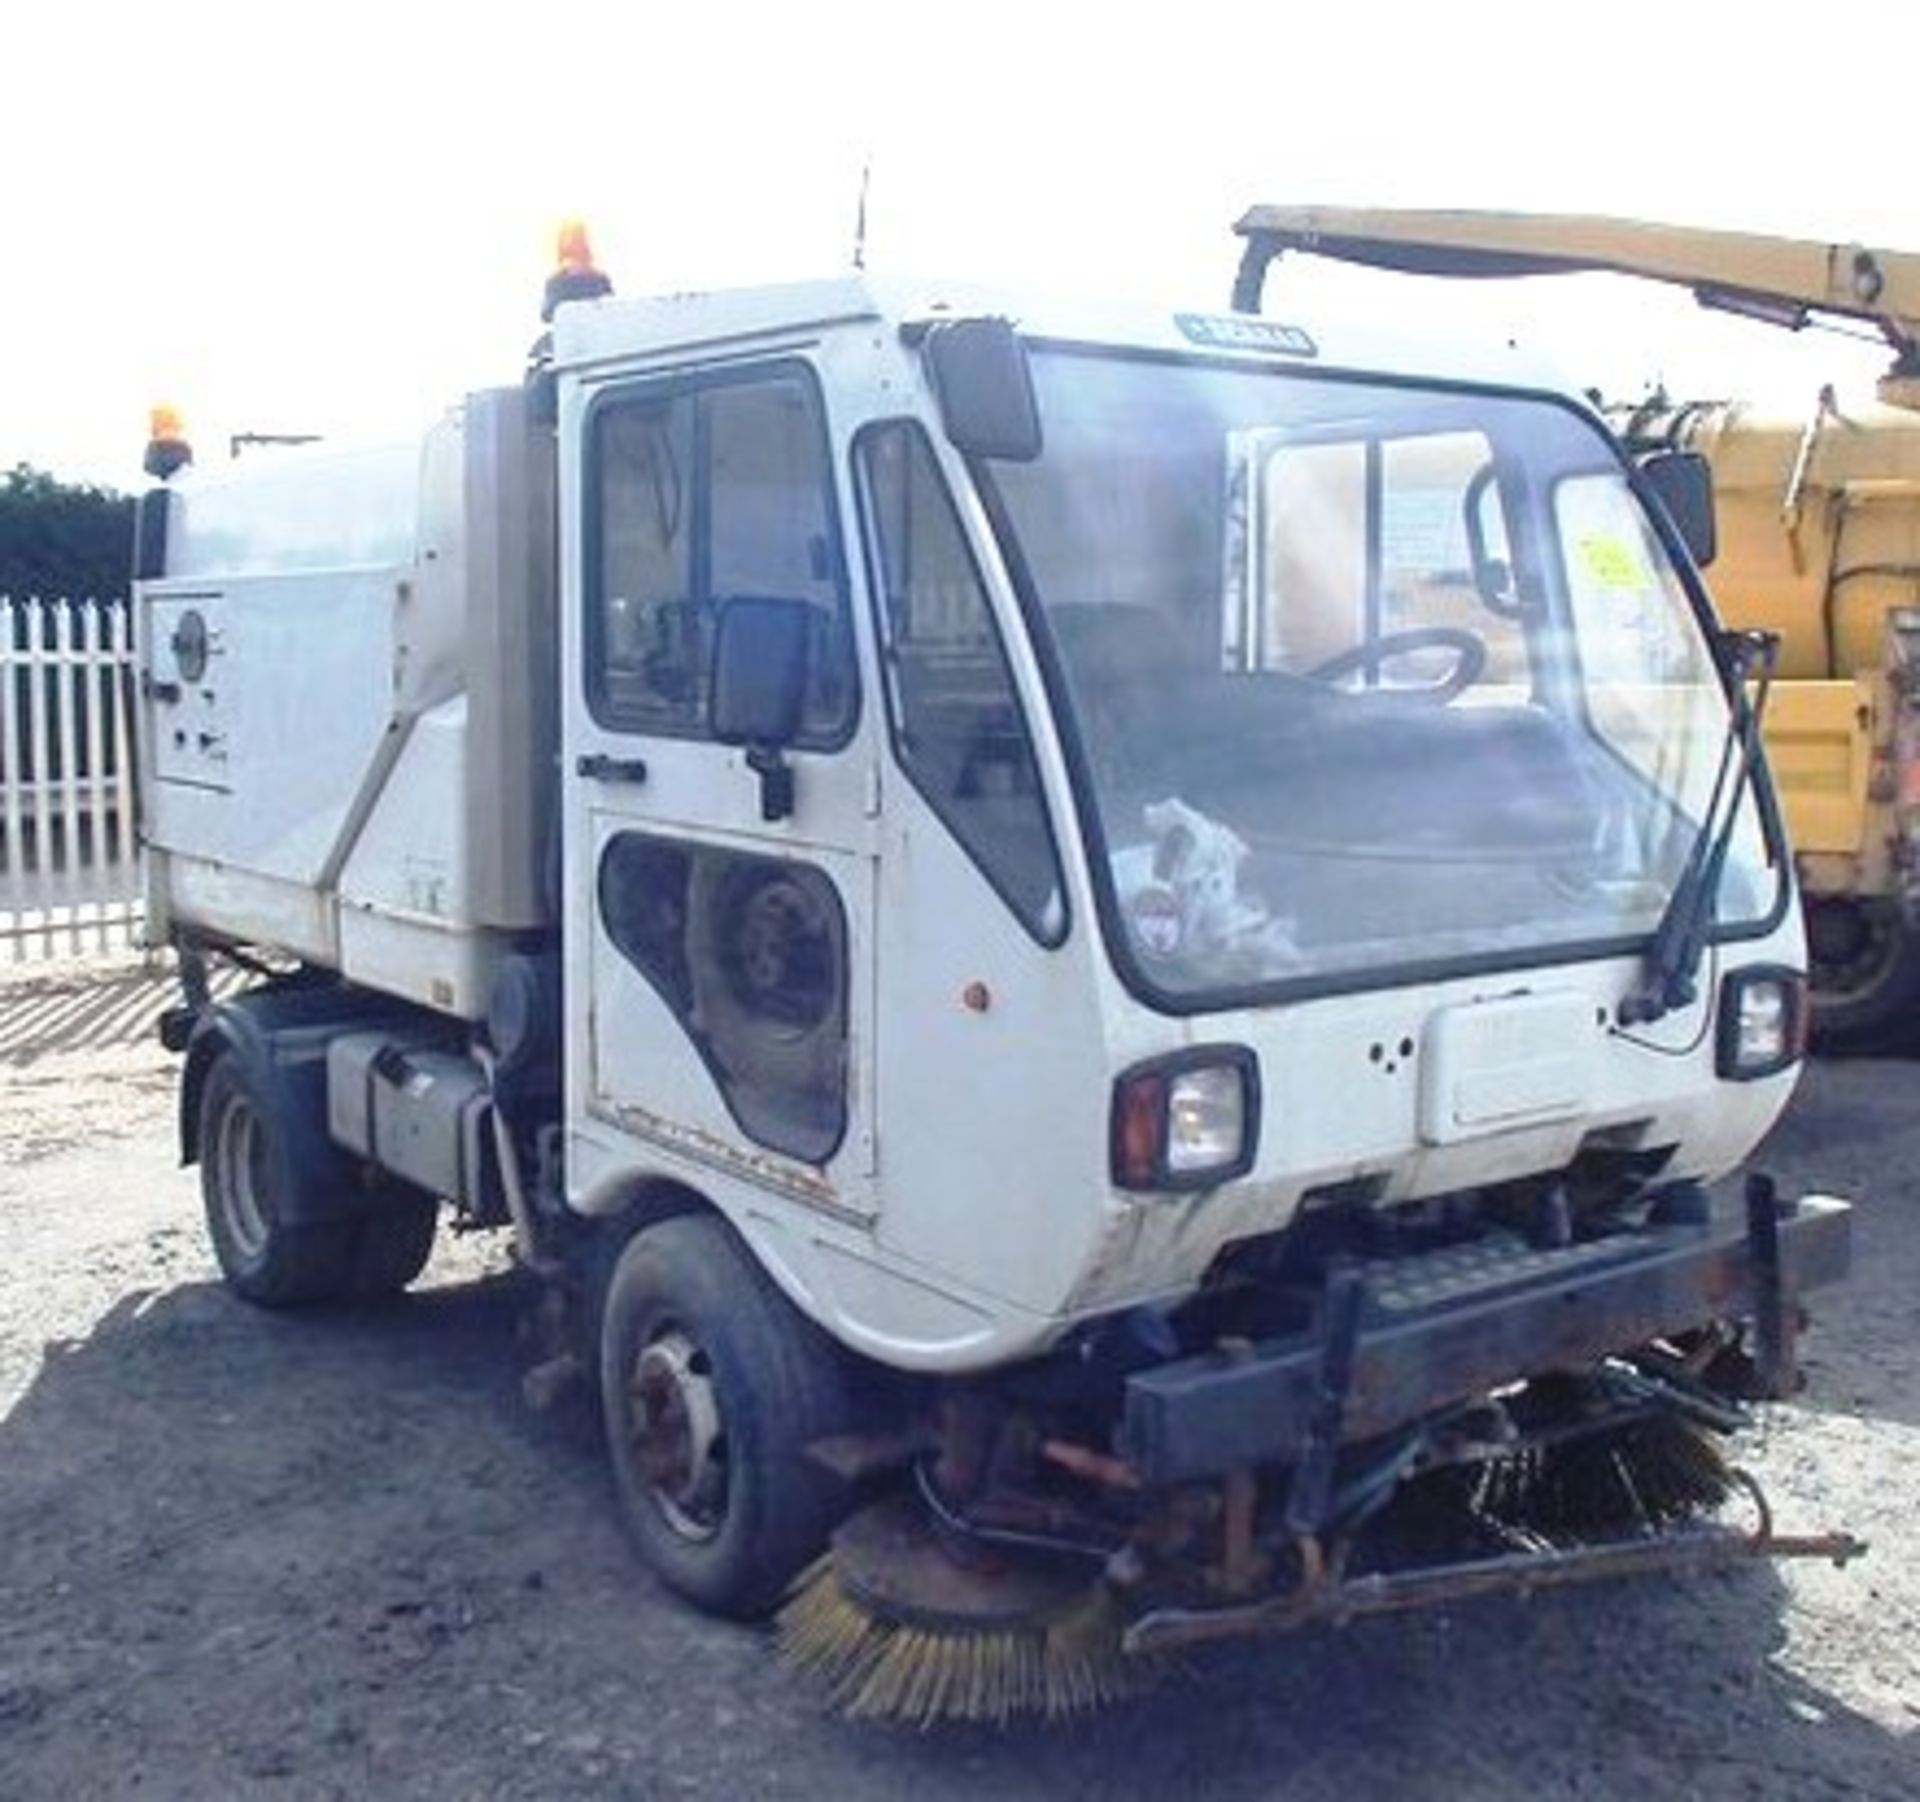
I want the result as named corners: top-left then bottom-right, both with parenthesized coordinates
top-left (144, 404), bottom-right (193, 480)
top-left (542, 218), bottom-right (614, 321)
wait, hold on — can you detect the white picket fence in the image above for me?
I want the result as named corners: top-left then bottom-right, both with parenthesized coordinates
top-left (0, 596), bottom-right (143, 960)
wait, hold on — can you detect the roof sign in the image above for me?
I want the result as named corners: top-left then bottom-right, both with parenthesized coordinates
top-left (1175, 313), bottom-right (1317, 358)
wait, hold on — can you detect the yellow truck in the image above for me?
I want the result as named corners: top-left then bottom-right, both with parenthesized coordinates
top-left (1232, 207), bottom-right (1920, 1046)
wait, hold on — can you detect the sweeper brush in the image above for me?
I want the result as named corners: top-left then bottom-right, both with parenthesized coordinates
top-left (776, 1495), bottom-right (1147, 1725)
top-left (1463, 1405), bottom-right (1736, 1546)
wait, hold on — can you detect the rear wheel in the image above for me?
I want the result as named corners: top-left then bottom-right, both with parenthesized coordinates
top-left (599, 1213), bottom-right (858, 1619)
top-left (347, 1189), bottom-right (439, 1299)
top-left (199, 1050), bottom-right (439, 1306)
top-left (1806, 898), bottom-right (1920, 1051)
top-left (200, 1053), bottom-right (355, 1306)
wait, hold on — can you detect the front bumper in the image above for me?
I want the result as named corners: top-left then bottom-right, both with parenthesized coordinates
top-left (1121, 1185), bottom-right (1851, 1487)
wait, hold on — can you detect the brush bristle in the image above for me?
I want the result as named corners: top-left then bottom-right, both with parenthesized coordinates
top-left (1471, 1411), bottom-right (1734, 1543)
top-left (777, 1558), bottom-right (1146, 1725)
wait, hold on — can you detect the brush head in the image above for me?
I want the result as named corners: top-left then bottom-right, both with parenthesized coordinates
top-left (1459, 1398), bottom-right (1736, 1547)
top-left (777, 1495), bottom-right (1147, 1725)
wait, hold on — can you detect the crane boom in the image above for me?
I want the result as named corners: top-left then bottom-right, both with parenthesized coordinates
top-left (1233, 206), bottom-right (1920, 405)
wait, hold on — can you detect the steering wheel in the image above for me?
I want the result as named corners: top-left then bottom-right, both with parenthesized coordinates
top-left (1306, 626), bottom-right (1487, 702)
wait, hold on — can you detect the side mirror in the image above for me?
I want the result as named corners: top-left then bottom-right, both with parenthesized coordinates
top-left (922, 318), bottom-right (1042, 462)
top-left (711, 595), bottom-right (812, 821)
top-left (1640, 450), bottom-right (1717, 570)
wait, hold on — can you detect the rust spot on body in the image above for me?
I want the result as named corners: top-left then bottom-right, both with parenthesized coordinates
top-left (595, 1099), bottom-right (859, 1219)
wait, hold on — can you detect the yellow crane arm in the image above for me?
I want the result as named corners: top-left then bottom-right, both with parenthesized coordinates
top-left (1233, 206), bottom-right (1920, 403)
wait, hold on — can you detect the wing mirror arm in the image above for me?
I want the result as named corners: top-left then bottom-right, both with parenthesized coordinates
top-left (745, 744), bottom-right (796, 823)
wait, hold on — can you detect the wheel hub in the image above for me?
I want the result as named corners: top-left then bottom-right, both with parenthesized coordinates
top-left (212, 1093), bottom-right (271, 1261)
top-left (628, 1330), bottom-right (728, 1543)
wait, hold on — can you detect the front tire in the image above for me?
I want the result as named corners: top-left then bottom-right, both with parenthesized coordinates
top-left (598, 1213), bottom-right (858, 1619)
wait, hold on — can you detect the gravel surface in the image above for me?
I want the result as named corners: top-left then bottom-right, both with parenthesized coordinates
top-left (1, 965), bottom-right (1915, 1799)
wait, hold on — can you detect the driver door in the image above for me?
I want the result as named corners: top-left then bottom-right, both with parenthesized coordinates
top-left (566, 359), bottom-right (878, 1220)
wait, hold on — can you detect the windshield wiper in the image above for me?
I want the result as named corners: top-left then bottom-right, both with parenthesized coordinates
top-left (1616, 631), bottom-right (1779, 1028)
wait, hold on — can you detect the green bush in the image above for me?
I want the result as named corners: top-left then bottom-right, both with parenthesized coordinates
top-left (0, 465), bottom-right (135, 601)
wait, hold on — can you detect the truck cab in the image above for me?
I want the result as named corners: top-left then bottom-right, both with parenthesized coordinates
top-left (544, 281), bottom-right (1801, 1362)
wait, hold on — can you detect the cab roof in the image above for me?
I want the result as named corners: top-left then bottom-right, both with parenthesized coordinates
top-left (547, 273), bottom-right (1582, 404)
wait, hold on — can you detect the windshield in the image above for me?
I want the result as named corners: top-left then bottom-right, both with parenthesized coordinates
top-left (982, 347), bottom-right (1778, 1005)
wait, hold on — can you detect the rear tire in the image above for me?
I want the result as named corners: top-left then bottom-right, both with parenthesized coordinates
top-left (200, 1050), bottom-right (439, 1306)
top-left (599, 1213), bottom-right (859, 1619)
top-left (199, 1052), bottom-right (355, 1306)
top-left (347, 1188), bottom-right (439, 1299)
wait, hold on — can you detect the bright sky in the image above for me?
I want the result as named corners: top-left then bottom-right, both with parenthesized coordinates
top-left (6, 0), bottom-right (1913, 488)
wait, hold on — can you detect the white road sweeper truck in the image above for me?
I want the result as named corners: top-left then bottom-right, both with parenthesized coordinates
top-left (134, 230), bottom-right (1859, 1721)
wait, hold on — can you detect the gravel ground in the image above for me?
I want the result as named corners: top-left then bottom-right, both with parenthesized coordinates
top-left (0, 963), bottom-right (1915, 1800)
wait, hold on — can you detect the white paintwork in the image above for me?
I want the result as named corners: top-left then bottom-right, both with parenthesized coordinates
top-left (139, 272), bottom-right (1807, 1377)
top-left (548, 276), bottom-right (1577, 408)
top-left (140, 408), bottom-right (527, 1018)
top-left (168, 439), bottom-right (421, 576)
top-left (142, 569), bottom-right (403, 873)
top-left (1418, 990), bottom-right (1599, 1144)
top-left (335, 697), bottom-right (504, 1014)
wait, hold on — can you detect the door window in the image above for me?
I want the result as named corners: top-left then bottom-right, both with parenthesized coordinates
top-left (588, 368), bottom-right (857, 744)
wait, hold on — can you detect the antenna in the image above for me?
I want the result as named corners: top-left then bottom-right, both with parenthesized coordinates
top-left (852, 157), bottom-right (872, 271)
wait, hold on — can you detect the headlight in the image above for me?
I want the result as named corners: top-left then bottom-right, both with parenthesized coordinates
top-left (1716, 965), bottom-right (1808, 1081)
top-left (1111, 1048), bottom-right (1259, 1190)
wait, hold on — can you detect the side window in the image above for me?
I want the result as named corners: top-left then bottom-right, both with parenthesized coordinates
top-left (858, 422), bottom-right (1065, 943)
top-left (594, 395), bottom-right (699, 729)
top-left (1558, 471), bottom-right (1717, 775)
top-left (1378, 433), bottom-right (1527, 687)
top-left (1248, 430), bottom-right (1527, 691)
top-left (1255, 439), bottom-right (1366, 671)
top-left (589, 369), bottom-right (857, 743)
top-left (708, 381), bottom-right (856, 740)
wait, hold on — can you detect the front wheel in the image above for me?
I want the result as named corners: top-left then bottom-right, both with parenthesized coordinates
top-left (598, 1213), bottom-right (859, 1619)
